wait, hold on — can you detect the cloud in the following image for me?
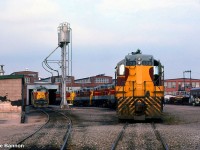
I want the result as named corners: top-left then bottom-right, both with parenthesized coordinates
top-left (0, 0), bottom-right (59, 22)
top-left (0, 0), bottom-right (61, 54)
top-left (66, 0), bottom-right (200, 50)
top-left (1, 0), bottom-right (200, 79)
top-left (98, 0), bottom-right (200, 15)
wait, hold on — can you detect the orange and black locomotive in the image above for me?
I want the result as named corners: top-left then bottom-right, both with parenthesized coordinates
top-left (31, 86), bottom-right (49, 107)
top-left (115, 50), bottom-right (164, 120)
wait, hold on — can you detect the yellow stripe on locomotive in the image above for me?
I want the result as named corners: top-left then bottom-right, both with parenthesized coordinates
top-left (115, 50), bottom-right (164, 120)
top-left (67, 91), bottom-right (76, 106)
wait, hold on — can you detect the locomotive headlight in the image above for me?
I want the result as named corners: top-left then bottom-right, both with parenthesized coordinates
top-left (119, 64), bottom-right (125, 75)
top-left (137, 61), bottom-right (141, 65)
top-left (137, 57), bottom-right (142, 65)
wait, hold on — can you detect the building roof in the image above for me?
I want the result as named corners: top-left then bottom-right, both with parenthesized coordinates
top-left (11, 71), bottom-right (38, 76)
top-left (0, 75), bottom-right (24, 80)
top-left (75, 74), bottom-right (111, 81)
top-left (165, 78), bottom-right (200, 81)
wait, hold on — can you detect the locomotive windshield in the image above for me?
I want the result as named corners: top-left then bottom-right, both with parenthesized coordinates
top-left (125, 53), bottom-right (153, 66)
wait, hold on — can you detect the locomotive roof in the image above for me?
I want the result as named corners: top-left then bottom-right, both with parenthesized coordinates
top-left (125, 53), bottom-right (153, 61)
top-left (116, 53), bottom-right (154, 66)
top-left (191, 87), bottom-right (200, 91)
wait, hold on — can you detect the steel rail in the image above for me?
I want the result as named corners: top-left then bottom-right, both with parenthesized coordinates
top-left (111, 123), bottom-right (128, 150)
top-left (10, 109), bottom-right (50, 149)
top-left (151, 122), bottom-right (169, 150)
top-left (11, 107), bottom-right (72, 150)
top-left (46, 107), bottom-right (72, 150)
top-left (59, 111), bottom-right (72, 150)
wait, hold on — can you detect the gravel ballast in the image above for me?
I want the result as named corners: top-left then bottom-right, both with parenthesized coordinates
top-left (0, 105), bottom-right (200, 149)
top-left (67, 105), bottom-right (200, 150)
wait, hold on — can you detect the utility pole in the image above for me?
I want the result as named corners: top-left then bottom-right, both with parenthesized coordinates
top-left (183, 70), bottom-right (192, 91)
top-left (58, 22), bottom-right (71, 108)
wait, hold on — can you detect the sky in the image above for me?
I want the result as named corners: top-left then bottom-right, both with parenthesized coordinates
top-left (0, 0), bottom-right (200, 79)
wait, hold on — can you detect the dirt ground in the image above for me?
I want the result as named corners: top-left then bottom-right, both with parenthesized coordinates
top-left (0, 110), bottom-right (46, 147)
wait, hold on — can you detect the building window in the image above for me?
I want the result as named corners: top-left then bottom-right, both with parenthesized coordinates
top-left (75, 78), bottom-right (91, 84)
top-left (164, 82), bottom-right (167, 87)
top-left (179, 82), bottom-right (184, 88)
top-left (172, 82), bottom-right (176, 88)
top-left (167, 82), bottom-right (172, 88)
top-left (95, 78), bottom-right (100, 83)
top-left (192, 82), bottom-right (196, 88)
top-left (196, 82), bottom-right (200, 87)
top-left (55, 78), bottom-right (61, 83)
top-left (185, 82), bottom-right (190, 88)
top-left (25, 77), bottom-right (30, 83)
top-left (28, 74), bottom-right (36, 77)
top-left (95, 78), bottom-right (109, 83)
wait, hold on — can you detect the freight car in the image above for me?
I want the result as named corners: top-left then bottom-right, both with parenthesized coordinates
top-left (115, 50), bottom-right (164, 120)
top-left (31, 86), bottom-right (49, 107)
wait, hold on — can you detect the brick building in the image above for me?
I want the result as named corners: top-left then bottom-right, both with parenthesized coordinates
top-left (11, 71), bottom-right (39, 104)
top-left (11, 70), bottom-right (39, 84)
top-left (42, 74), bottom-right (113, 91)
top-left (0, 75), bottom-right (24, 112)
top-left (74, 74), bottom-right (113, 88)
top-left (164, 78), bottom-right (200, 95)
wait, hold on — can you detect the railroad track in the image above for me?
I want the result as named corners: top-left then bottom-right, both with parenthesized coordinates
top-left (111, 122), bottom-right (169, 150)
top-left (11, 107), bottom-right (72, 150)
top-left (151, 122), bottom-right (169, 150)
top-left (111, 123), bottom-right (128, 150)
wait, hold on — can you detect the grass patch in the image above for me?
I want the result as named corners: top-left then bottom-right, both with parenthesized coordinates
top-left (162, 112), bottom-right (182, 125)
